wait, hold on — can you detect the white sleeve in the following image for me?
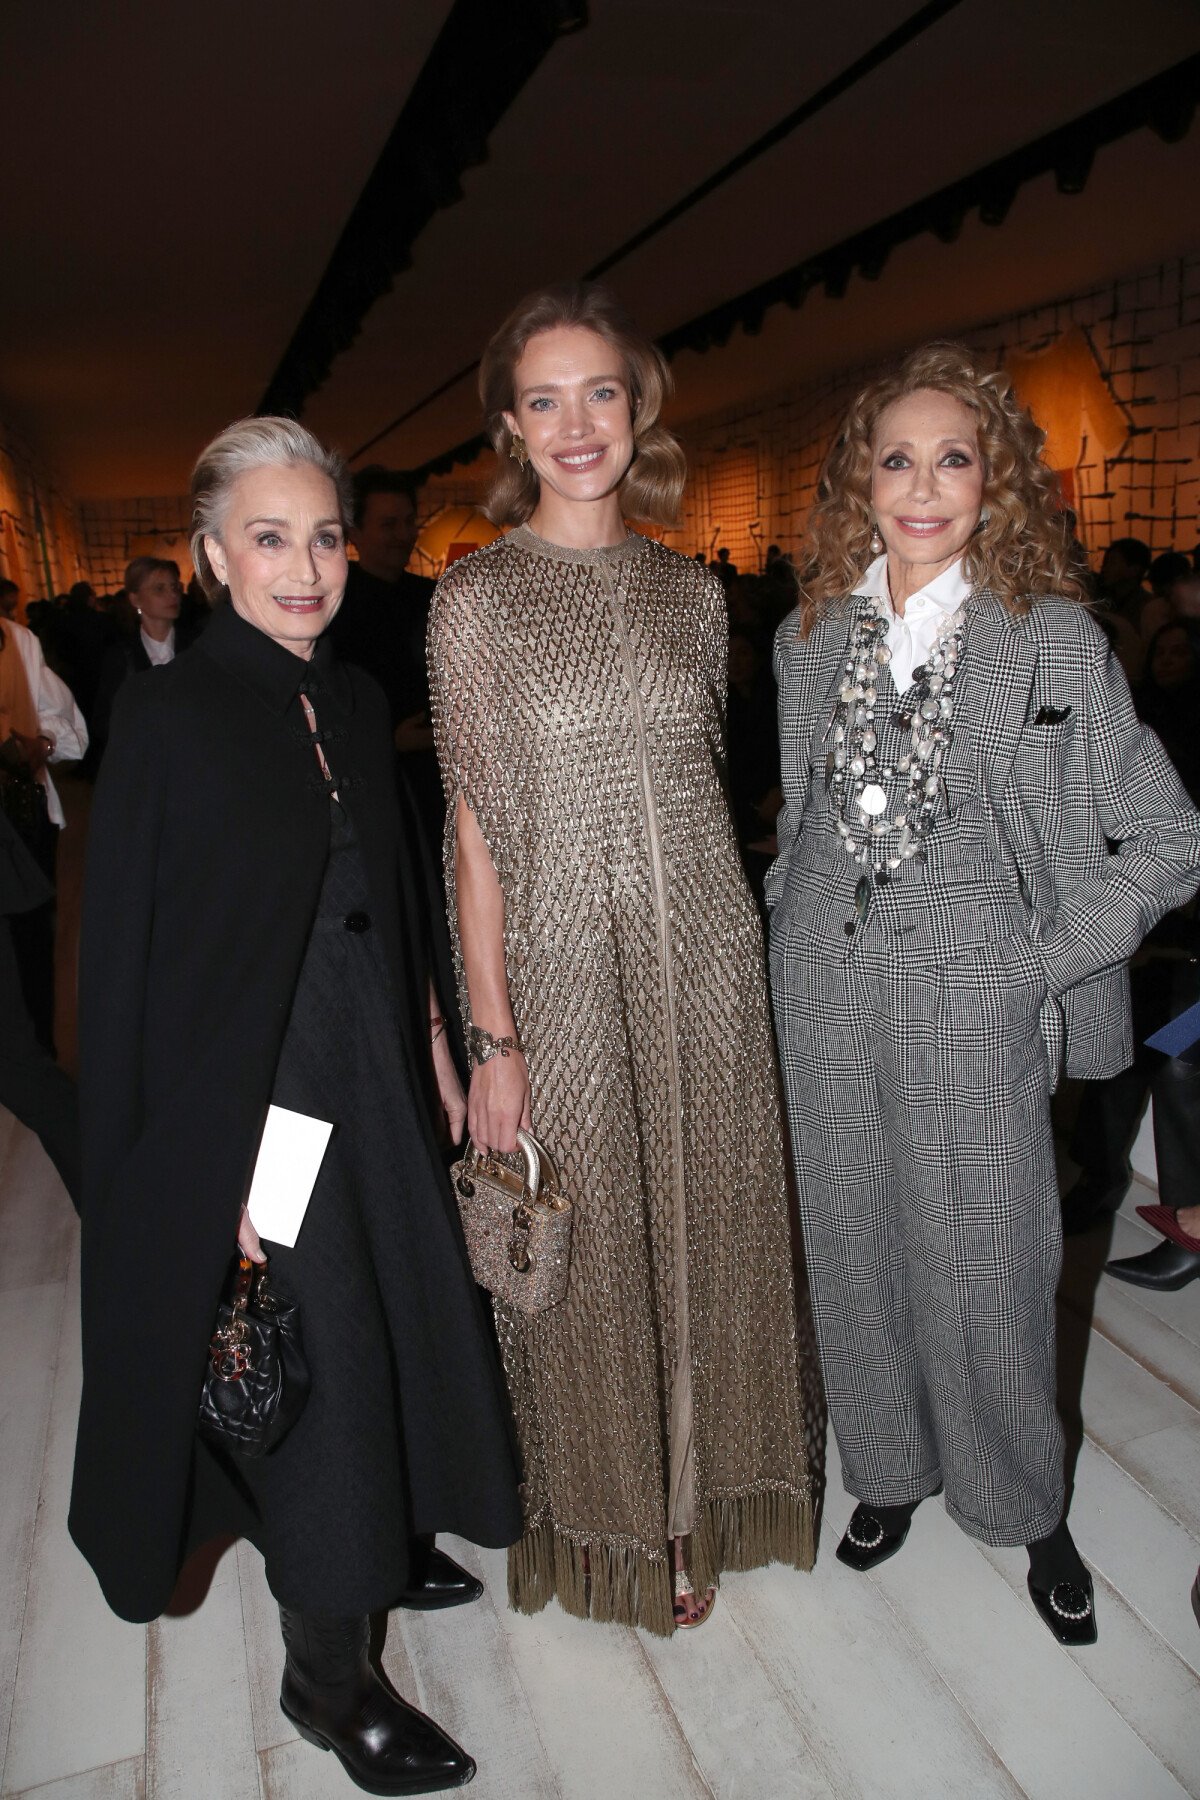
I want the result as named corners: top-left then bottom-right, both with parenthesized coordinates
top-left (14, 621), bottom-right (89, 760)
top-left (38, 660), bottom-right (89, 762)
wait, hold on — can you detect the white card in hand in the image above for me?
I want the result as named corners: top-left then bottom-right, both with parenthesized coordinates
top-left (246, 1105), bottom-right (334, 1248)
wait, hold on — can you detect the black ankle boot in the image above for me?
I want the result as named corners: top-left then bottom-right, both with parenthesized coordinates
top-left (278, 1607), bottom-right (475, 1794)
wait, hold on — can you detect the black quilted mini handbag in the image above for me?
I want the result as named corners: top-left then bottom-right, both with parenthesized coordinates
top-left (198, 1256), bottom-right (311, 1457)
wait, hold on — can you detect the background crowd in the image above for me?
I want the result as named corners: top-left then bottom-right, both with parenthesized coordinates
top-left (4, 508), bottom-right (1200, 1238)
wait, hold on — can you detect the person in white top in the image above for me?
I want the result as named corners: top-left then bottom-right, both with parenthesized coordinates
top-left (130, 557), bottom-right (183, 665)
top-left (0, 605), bottom-right (87, 1053)
top-left (1, 613), bottom-right (88, 827)
top-left (767, 341), bottom-right (1200, 1650)
top-left (93, 560), bottom-right (190, 759)
top-left (852, 548), bottom-right (971, 693)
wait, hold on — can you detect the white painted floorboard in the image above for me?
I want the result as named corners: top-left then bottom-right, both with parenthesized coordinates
top-left (2, 1113), bottom-right (1197, 1800)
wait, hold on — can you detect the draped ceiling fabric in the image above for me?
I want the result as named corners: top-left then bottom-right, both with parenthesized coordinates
top-left (1005, 326), bottom-right (1130, 478)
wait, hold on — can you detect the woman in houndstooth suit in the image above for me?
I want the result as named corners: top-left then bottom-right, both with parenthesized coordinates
top-left (767, 342), bottom-right (1200, 1646)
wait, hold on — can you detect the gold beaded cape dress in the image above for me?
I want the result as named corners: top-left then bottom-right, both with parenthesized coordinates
top-left (428, 523), bottom-right (814, 1634)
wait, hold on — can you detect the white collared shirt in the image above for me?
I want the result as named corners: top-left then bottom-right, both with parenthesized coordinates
top-left (140, 624), bottom-right (176, 666)
top-left (857, 554), bottom-right (972, 692)
top-left (6, 619), bottom-right (88, 828)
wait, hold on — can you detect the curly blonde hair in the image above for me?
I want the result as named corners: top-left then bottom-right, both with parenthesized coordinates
top-left (798, 341), bottom-right (1087, 633)
top-left (479, 281), bottom-right (686, 528)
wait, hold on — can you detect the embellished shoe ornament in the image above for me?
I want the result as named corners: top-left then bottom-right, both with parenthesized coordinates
top-left (1027, 1571), bottom-right (1098, 1646)
top-left (672, 1567), bottom-right (717, 1630)
top-left (835, 1503), bottom-right (911, 1572)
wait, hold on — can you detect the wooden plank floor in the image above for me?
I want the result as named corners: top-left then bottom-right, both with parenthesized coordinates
top-left (2, 1108), bottom-right (1197, 1800)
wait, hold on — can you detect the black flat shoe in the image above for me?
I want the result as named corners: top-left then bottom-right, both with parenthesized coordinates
top-left (397, 1546), bottom-right (484, 1611)
top-left (1105, 1238), bottom-right (1200, 1291)
top-left (1027, 1571), bottom-right (1098, 1646)
top-left (835, 1504), bottom-right (911, 1572)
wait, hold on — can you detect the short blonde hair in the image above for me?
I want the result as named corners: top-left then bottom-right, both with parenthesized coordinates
top-left (190, 417), bottom-right (353, 598)
top-left (479, 281), bottom-right (686, 528)
top-left (799, 341), bottom-right (1088, 633)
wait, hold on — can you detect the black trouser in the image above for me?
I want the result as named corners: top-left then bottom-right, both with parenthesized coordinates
top-left (0, 916), bottom-right (79, 1206)
top-left (1069, 954), bottom-right (1200, 1211)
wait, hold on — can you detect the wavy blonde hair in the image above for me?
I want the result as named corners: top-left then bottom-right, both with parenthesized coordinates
top-left (479, 281), bottom-right (686, 527)
top-left (798, 341), bottom-right (1087, 634)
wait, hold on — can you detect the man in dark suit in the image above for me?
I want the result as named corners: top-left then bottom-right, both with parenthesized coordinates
top-left (329, 467), bottom-right (444, 853)
top-left (0, 809), bottom-right (79, 1204)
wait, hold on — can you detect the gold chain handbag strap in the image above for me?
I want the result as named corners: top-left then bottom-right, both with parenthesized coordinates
top-left (210, 1255), bottom-right (254, 1379)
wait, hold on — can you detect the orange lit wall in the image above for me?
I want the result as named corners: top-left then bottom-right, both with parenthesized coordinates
top-left (0, 417), bottom-right (89, 606)
top-left (670, 253), bottom-right (1200, 571)
top-left (80, 497), bottom-right (194, 593)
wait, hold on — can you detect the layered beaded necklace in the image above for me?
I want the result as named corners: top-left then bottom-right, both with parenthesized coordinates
top-left (826, 596), bottom-right (967, 934)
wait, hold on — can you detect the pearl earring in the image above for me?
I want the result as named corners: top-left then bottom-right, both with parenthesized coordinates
top-left (869, 525), bottom-right (884, 556)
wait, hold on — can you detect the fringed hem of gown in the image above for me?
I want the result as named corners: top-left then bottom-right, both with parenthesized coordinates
top-left (508, 1485), bottom-right (814, 1637)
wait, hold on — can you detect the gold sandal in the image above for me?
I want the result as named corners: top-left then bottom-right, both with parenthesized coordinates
top-left (673, 1568), bottom-right (717, 1630)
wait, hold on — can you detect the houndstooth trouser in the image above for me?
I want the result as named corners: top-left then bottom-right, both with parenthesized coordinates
top-left (770, 809), bottom-right (1066, 1547)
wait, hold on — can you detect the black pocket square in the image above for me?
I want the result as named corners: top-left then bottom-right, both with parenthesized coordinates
top-left (1033, 704), bottom-right (1072, 725)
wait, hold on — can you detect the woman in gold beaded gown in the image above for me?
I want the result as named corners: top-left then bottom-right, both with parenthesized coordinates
top-left (428, 282), bottom-right (815, 1636)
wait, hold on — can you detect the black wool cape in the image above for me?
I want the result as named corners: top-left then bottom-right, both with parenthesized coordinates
top-left (69, 604), bottom-right (521, 1623)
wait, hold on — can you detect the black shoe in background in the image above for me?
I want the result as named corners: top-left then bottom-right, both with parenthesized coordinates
top-left (398, 1544), bottom-right (483, 1611)
top-left (1105, 1238), bottom-right (1200, 1291)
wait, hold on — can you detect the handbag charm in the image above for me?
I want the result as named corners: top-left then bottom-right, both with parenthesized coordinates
top-left (452, 1129), bottom-right (572, 1314)
top-left (198, 1254), bottom-right (311, 1457)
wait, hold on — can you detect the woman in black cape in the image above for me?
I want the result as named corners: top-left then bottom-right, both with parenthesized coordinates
top-left (69, 418), bottom-right (521, 1797)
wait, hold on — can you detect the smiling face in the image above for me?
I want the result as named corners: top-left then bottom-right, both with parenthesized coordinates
top-left (870, 389), bottom-right (985, 587)
top-left (204, 461), bottom-right (348, 659)
top-left (503, 325), bottom-right (634, 520)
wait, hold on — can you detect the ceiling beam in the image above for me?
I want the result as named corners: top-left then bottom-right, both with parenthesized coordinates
top-left (407, 49), bottom-right (1200, 483)
top-left (256, 0), bottom-right (587, 421)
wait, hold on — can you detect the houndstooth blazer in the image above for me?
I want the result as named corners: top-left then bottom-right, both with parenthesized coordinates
top-left (767, 590), bottom-right (1200, 1079)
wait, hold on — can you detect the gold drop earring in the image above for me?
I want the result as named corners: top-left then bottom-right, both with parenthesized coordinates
top-left (509, 434), bottom-right (529, 468)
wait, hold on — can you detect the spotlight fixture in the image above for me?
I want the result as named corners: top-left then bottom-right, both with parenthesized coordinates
top-left (1054, 145), bottom-right (1095, 195)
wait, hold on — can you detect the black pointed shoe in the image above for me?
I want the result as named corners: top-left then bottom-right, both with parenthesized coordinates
top-left (1027, 1571), bottom-right (1098, 1646)
top-left (1105, 1238), bottom-right (1200, 1291)
top-left (397, 1545), bottom-right (484, 1611)
top-left (835, 1504), bottom-right (911, 1572)
top-left (279, 1609), bottom-right (476, 1794)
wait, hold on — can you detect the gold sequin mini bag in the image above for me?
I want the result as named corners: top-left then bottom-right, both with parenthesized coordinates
top-left (452, 1129), bottom-right (572, 1313)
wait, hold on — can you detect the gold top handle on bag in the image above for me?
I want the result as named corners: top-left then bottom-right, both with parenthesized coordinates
top-left (453, 1128), bottom-right (573, 1312)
